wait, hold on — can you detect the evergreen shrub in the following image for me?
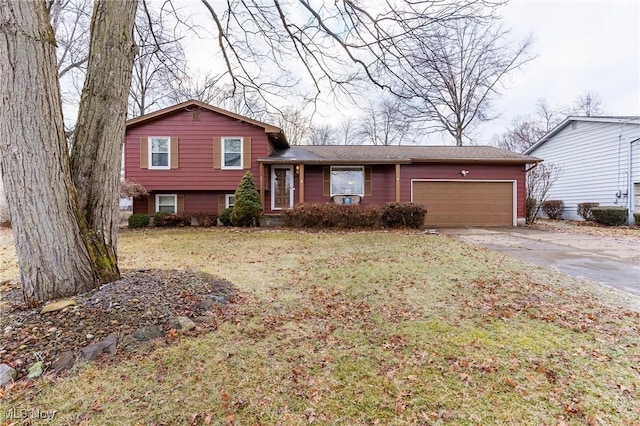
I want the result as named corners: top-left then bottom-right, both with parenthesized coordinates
top-left (128, 213), bottom-right (150, 229)
top-left (591, 207), bottom-right (628, 226)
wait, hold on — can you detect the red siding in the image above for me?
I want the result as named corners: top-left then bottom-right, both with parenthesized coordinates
top-left (400, 163), bottom-right (527, 219)
top-left (125, 108), bottom-right (271, 192)
top-left (297, 164), bottom-right (396, 206)
top-left (133, 191), bottom-right (234, 215)
top-left (289, 162), bottom-right (527, 220)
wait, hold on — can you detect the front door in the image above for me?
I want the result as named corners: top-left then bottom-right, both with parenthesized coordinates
top-left (271, 166), bottom-right (293, 210)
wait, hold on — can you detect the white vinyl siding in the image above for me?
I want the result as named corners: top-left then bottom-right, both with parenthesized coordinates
top-left (529, 120), bottom-right (640, 220)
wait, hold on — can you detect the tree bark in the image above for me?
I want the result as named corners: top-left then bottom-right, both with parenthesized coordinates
top-left (0, 1), bottom-right (97, 301)
top-left (0, 0), bottom-right (136, 302)
top-left (71, 0), bottom-right (137, 283)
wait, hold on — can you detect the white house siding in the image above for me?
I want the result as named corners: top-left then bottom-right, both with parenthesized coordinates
top-left (528, 120), bottom-right (640, 220)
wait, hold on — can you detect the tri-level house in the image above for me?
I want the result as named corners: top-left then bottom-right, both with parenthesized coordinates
top-left (124, 100), bottom-right (540, 227)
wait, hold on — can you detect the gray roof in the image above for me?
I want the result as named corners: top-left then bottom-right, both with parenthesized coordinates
top-left (525, 116), bottom-right (640, 154)
top-left (261, 145), bottom-right (541, 164)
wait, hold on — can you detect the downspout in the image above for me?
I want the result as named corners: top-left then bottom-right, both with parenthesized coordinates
top-left (629, 139), bottom-right (638, 225)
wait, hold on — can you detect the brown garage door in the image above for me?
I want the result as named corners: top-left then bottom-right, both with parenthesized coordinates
top-left (412, 181), bottom-right (514, 227)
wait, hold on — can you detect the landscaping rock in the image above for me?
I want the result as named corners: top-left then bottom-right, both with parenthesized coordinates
top-left (168, 316), bottom-right (196, 332)
top-left (132, 325), bottom-right (164, 342)
top-left (26, 361), bottom-right (44, 379)
top-left (193, 316), bottom-right (214, 323)
top-left (204, 294), bottom-right (230, 304)
top-left (0, 269), bottom-right (235, 381)
top-left (40, 299), bottom-right (77, 314)
top-left (80, 333), bottom-right (118, 360)
top-left (51, 351), bottom-right (75, 373)
top-left (0, 364), bottom-right (17, 386)
top-left (195, 299), bottom-right (216, 312)
top-left (100, 333), bottom-right (118, 355)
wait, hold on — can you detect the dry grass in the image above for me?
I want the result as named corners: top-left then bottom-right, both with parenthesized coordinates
top-left (1, 228), bottom-right (639, 425)
top-left (533, 219), bottom-right (640, 242)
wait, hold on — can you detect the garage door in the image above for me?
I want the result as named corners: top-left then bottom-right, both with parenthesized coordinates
top-left (412, 181), bottom-right (514, 227)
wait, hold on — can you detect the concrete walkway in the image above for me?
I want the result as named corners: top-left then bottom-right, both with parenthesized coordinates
top-left (441, 227), bottom-right (640, 296)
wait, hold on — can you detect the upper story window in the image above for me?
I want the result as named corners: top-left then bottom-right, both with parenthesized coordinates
top-left (331, 166), bottom-right (364, 196)
top-left (222, 137), bottom-right (243, 169)
top-left (149, 137), bottom-right (170, 169)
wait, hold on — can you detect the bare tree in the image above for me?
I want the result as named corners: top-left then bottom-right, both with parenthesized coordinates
top-left (358, 97), bottom-right (413, 145)
top-left (1, 0), bottom-right (136, 302)
top-left (526, 163), bottom-right (562, 224)
top-left (49, 0), bottom-right (92, 133)
top-left (336, 117), bottom-right (359, 145)
top-left (128, 1), bottom-right (187, 117)
top-left (275, 107), bottom-right (312, 146)
top-left (309, 124), bottom-right (337, 146)
top-left (398, 19), bottom-right (534, 146)
top-left (49, 0), bottom-right (92, 79)
top-left (571, 91), bottom-right (606, 117)
top-left (535, 98), bottom-right (566, 131)
top-left (198, 1), bottom-right (505, 109)
top-left (492, 115), bottom-right (546, 153)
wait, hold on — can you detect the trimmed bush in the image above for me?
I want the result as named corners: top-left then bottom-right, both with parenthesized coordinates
top-left (285, 204), bottom-right (381, 228)
top-left (577, 202), bottom-right (599, 221)
top-left (188, 212), bottom-right (219, 227)
top-left (219, 208), bottom-right (233, 226)
top-left (154, 212), bottom-right (187, 227)
top-left (231, 172), bottom-right (263, 227)
top-left (128, 213), bottom-right (150, 229)
top-left (380, 202), bottom-right (427, 229)
top-left (541, 200), bottom-right (565, 220)
top-left (634, 213), bottom-right (640, 225)
top-left (591, 206), bottom-right (628, 226)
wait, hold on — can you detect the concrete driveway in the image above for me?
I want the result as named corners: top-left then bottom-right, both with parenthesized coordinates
top-left (441, 227), bottom-right (640, 296)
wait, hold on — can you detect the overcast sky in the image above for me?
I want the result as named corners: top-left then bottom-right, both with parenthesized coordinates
top-left (179, 0), bottom-right (640, 144)
top-left (476, 0), bottom-right (640, 141)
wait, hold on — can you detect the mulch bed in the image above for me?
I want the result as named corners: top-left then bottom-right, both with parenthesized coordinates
top-left (0, 269), bottom-right (240, 381)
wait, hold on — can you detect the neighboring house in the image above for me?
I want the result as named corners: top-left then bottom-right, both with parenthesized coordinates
top-left (124, 100), bottom-right (540, 227)
top-left (525, 116), bottom-right (640, 222)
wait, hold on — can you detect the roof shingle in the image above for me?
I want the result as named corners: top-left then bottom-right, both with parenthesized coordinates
top-left (261, 145), bottom-right (540, 164)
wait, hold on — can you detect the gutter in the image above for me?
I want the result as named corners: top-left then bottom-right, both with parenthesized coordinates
top-left (630, 138), bottom-right (639, 225)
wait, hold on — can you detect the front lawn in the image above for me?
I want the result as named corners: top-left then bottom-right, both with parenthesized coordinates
top-left (1, 228), bottom-right (639, 424)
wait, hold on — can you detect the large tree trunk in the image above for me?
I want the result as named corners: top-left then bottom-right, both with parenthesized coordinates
top-left (0, 0), bottom-right (136, 303)
top-left (71, 0), bottom-right (137, 282)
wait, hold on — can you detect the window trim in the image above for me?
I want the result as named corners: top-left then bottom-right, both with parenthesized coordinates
top-left (221, 137), bottom-right (243, 170)
top-left (149, 136), bottom-right (171, 170)
top-left (330, 165), bottom-right (365, 196)
top-left (155, 194), bottom-right (177, 214)
top-left (225, 194), bottom-right (235, 209)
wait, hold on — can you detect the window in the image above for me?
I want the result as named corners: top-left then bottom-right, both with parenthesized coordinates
top-left (149, 137), bottom-right (170, 169)
top-left (225, 194), bottom-right (235, 209)
top-left (222, 137), bottom-right (243, 169)
top-left (156, 194), bottom-right (177, 213)
top-left (331, 166), bottom-right (364, 196)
